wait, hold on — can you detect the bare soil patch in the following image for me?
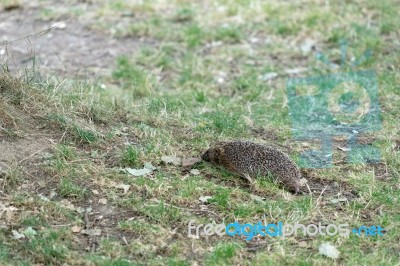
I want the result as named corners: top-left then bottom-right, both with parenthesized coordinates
top-left (0, 2), bottom-right (144, 78)
top-left (299, 169), bottom-right (358, 200)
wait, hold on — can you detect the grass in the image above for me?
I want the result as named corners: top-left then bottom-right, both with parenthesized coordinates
top-left (0, 0), bottom-right (399, 265)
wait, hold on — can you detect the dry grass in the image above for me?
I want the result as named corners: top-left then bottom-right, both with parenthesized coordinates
top-left (0, 0), bottom-right (399, 265)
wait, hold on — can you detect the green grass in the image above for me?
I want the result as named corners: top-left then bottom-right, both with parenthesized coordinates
top-left (58, 177), bottom-right (88, 199)
top-left (1, 0), bottom-right (399, 264)
top-left (207, 242), bottom-right (242, 265)
top-left (120, 145), bottom-right (140, 167)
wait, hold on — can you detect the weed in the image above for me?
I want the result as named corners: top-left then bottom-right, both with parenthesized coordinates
top-left (120, 146), bottom-right (140, 167)
top-left (207, 242), bottom-right (241, 265)
top-left (58, 178), bottom-right (88, 199)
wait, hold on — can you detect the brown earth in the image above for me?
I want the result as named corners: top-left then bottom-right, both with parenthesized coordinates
top-left (0, 1), bottom-right (144, 77)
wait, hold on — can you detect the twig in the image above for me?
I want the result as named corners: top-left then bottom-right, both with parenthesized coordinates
top-left (316, 185), bottom-right (328, 205)
top-left (84, 208), bottom-right (90, 229)
top-left (1, 21), bottom-right (72, 49)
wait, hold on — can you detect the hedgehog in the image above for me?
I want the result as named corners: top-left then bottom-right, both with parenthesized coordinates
top-left (202, 141), bottom-right (301, 194)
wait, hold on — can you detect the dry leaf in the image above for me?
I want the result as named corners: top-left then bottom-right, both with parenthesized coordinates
top-left (188, 234), bottom-right (200, 239)
top-left (51, 21), bottom-right (67, 30)
top-left (182, 157), bottom-right (201, 171)
top-left (124, 162), bottom-right (156, 176)
top-left (81, 229), bottom-right (102, 236)
top-left (76, 207), bottom-right (92, 214)
top-left (338, 146), bottom-right (351, 152)
top-left (319, 242), bottom-right (340, 259)
top-left (190, 169), bottom-right (200, 175)
top-left (250, 194), bottom-right (265, 203)
top-left (259, 72), bottom-right (278, 81)
top-left (60, 199), bottom-right (75, 211)
top-left (299, 178), bottom-right (308, 186)
top-left (301, 142), bottom-right (310, 148)
top-left (71, 225), bottom-right (81, 233)
top-left (0, 205), bottom-right (17, 222)
top-left (5, 209), bottom-right (14, 222)
top-left (243, 116), bottom-right (254, 127)
top-left (23, 227), bottom-right (37, 238)
top-left (285, 68), bottom-right (307, 75)
top-left (329, 197), bottom-right (347, 204)
top-left (143, 162), bottom-right (157, 171)
top-left (333, 135), bottom-right (348, 141)
top-left (49, 190), bottom-right (57, 199)
top-left (199, 196), bottom-right (212, 203)
top-left (98, 198), bottom-right (108, 205)
top-left (38, 194), bottom-right (50, 202)
top-left (125, 167), bottom-right (152, 176)
top-left (298, 241), bottom-right (307, 247)
top-left (0, 204), bottom-right (5, 219)
top-left (300, 38), bottom-right (316, 54)
top-left (161, 156), bottom-right (181, 166)
top-left (116, 184), bottom-right (130, 194)
top-left (12, 230), bottom-right (25, 239)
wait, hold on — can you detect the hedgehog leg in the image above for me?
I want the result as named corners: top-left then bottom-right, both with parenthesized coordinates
top-left (241, 173), bottom-right (254, 184)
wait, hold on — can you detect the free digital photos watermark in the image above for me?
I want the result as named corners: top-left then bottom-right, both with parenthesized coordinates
top-left (188, 220), bottom-right (385, 241)
top-left (287, 40), bottom-right (381, 168)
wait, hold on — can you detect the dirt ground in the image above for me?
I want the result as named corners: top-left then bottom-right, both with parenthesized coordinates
top-left (0, 0), bottom-right (140, 170)
top-left (0, 1), bottom-right (142, 77)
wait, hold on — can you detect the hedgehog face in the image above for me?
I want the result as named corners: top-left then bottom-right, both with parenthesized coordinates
top-left (202, 148), bottom-right (221, 165)
top-left (201, 149), bottom-right (212, 162)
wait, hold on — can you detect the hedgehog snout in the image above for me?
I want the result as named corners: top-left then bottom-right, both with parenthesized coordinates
top-left (202, 150), bottom-right (211, 162)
